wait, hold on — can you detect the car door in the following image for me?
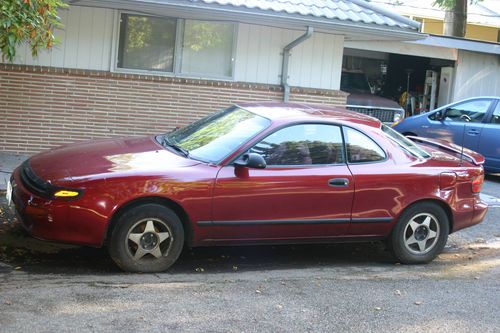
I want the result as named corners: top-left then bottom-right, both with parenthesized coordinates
top-left (340, 127), bottom-right (396, 237)
top-left (478, 100), bottom-right (500, 173)
top-left (207, 123), bottom-right (354, 242)
top-left (426, 99), bottom-right (493, 151)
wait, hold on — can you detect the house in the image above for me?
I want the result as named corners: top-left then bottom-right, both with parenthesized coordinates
top-left (1, 0), bottom-right (499, 156)
top-left (0, 0), bottom-right (422, 154)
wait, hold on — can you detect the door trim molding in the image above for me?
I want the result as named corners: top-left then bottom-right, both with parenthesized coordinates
top-left (197, 217), bottom-right (392, 227)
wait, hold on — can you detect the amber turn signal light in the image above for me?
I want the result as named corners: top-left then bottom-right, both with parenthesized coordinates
top-left (54, 190), bottom-right (80, 197)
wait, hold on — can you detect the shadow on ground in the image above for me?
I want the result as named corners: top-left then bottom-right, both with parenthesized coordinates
top-left (0, 221), bottom-right (396, 276)
top-left (0, 198), bottom-right (400, 275)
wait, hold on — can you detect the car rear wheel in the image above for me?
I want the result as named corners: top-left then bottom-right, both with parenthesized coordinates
top-left (389, 202), bottom-right (449, 264)
top-left (108, 204), bottom-right (184, 272)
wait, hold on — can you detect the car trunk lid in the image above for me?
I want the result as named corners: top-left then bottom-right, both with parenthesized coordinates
top-left (408, 136), bottom-right (485, 166)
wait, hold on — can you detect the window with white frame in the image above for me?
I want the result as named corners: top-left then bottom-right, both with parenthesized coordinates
top-left (117, 13), bottom-right (236, 78)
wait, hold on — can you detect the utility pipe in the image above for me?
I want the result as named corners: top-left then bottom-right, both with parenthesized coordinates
top-left (281, 26), bottom-right (313, 102)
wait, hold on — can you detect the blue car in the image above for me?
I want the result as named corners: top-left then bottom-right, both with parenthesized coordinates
top-left (393, 97), bottom-right (500, 173)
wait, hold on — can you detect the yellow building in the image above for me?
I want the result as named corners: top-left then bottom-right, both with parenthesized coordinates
top-left (416, 18), bottom-right (499, 43)
top-left (375, 0), bottom-right (500, 43)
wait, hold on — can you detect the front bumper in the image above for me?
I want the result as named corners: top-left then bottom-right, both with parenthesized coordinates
top-left (10, 168), bottom-right (106, 247)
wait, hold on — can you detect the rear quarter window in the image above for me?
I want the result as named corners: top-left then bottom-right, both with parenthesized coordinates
top-left (343, 127), bottom-right (386, 163)
top-left (381, 125), bottom-right (431, 159)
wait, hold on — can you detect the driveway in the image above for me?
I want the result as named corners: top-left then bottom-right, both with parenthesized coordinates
top-left (0, 176), bottom-right (499, 332)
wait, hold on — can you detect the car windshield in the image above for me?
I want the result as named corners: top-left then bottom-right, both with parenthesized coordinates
top-left (165, 106), bottom-right (271, 163)
top-left (381, 125), bottom-right (431, 159)
top-left (340, 72), bottom-right (371, 93)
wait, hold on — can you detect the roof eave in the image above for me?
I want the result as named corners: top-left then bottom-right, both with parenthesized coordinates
top-left (71, 0), bottom-right (424, 41)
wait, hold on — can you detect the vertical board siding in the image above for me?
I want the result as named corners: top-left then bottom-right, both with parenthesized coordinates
top-left (453, 50), bottom-right (500, 100)
top-left (235, 24), bottom-right (344, 90)
top-left (289, 33), bottom-right (344, 90)
top-left (7, 6), bottom-right (345, 90)
top-left (11, 6), bottom-right (114, 71)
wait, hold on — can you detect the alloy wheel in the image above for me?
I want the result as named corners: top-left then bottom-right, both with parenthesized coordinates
top-left (403, 213), bottom-right (440, 255)
top-left (125, 218), bottom-right (173, 260)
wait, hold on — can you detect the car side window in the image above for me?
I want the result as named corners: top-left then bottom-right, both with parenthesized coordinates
top-left (249, 124), bottom-right (344, 166)
top-left (491, 103), bottom-right (500, 124)
top-left (444, 99), bottom-right (491, 123)
top-left (343, 127), bottom-right (385, 163)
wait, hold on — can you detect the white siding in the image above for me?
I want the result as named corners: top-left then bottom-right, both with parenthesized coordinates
top-left (8, 6), bottom-right (345, 90)
top-left (452, 50), bottom-right (500, 100)
top-left (235, 24), bottom-right (344, 90)
top-left (11, 6), bottom-right (115, 71)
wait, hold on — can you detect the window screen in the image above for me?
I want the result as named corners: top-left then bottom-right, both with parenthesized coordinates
top-left (117, 14), bottom-right (235, 78)
top-left (118, 14), bottom-right (177, 72)
top-left (181, 20), bottom-right (235, 77)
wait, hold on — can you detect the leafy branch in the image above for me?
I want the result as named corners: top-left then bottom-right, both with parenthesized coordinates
top-left (0, 0), bottom-right (67, 62)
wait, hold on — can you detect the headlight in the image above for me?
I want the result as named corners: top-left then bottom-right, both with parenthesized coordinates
top-left (393, 112), bottom-right (402, 123)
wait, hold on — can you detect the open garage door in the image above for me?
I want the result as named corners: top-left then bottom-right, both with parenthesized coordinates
top-left (342, 48), bottom-right (455, 118)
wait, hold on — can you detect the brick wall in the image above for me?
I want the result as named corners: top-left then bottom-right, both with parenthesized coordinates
top-left (0, 64), bottom-right (348, 154)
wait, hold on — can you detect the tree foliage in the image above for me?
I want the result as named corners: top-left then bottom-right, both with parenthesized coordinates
top-left (0, 0), bottom-right (67, 62)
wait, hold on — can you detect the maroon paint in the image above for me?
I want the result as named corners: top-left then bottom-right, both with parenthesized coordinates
top-left (10, 102), bottom-right (488, 248)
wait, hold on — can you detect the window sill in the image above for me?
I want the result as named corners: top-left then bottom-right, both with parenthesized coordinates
top-left (112, 67), bottom-right (234, 82)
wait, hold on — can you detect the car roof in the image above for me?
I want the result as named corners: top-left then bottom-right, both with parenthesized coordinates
top-left (237, 102), bottom-right (382, 128)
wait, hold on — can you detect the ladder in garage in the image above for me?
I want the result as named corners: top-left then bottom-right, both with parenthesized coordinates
top-left (422, 70), bottom-right (438, 112)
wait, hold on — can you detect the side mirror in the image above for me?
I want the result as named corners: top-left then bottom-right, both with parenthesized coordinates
top-left (435, 110), bottom-right (443, 121)
top-left (234, 153), bottom-right (266, 169)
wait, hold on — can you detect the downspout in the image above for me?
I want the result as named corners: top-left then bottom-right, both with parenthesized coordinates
top-left (281, 26), bottom-right (313, 102)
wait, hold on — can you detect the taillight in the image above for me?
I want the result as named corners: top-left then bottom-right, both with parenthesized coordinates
top-left (472, 174), bottom-right (484, 193)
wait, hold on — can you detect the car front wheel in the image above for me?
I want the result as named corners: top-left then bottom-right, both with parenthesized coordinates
top-left (108, 204), bottom-right (184, 272)
top-left (390, 202), bottom-right (449, 264)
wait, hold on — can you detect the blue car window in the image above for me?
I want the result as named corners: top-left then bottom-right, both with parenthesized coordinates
top-left (444, 99), bottom-right (491, 123)
top-left (491, 103), bottom-right (500, 124)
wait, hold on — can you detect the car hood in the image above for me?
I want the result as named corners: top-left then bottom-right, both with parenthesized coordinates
top-left (28, 136), bottom-right (201, 185)
top-left (347, 93), bottom-right (402, 109)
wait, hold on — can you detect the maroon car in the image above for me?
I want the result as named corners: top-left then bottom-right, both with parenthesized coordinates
top-left (7, 102), bottom-right (487, 272)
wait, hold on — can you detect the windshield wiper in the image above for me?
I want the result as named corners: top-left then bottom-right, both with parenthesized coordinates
top-left (161, 135), bottom-right (189, 157)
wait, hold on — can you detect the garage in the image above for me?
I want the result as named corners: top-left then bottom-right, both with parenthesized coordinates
top-left (343, 35), bottom-right (500, 119)
top-left (342, 47), bottom-right (454, 118)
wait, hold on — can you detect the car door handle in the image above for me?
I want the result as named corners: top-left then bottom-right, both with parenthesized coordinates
top-left (467, 129), bottom-right (480, 136)
top-left (328, 178), bottom-right (349, 187)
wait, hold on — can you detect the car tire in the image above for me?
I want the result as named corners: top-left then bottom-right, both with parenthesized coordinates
top-left (389, 202), bottom-right (449, 264)
top-left (108, 204), bottom-right (184, 272)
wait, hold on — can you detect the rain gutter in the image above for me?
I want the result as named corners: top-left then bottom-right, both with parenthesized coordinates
top-left (281, 26), bottom-right (313, 102)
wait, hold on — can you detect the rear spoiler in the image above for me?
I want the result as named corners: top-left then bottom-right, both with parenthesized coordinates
top-left (407, 136), bottom-right (485, 166)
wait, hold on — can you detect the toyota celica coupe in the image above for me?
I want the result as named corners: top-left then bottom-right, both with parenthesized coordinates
top-left (7, 102), bottom-right (488, 272)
